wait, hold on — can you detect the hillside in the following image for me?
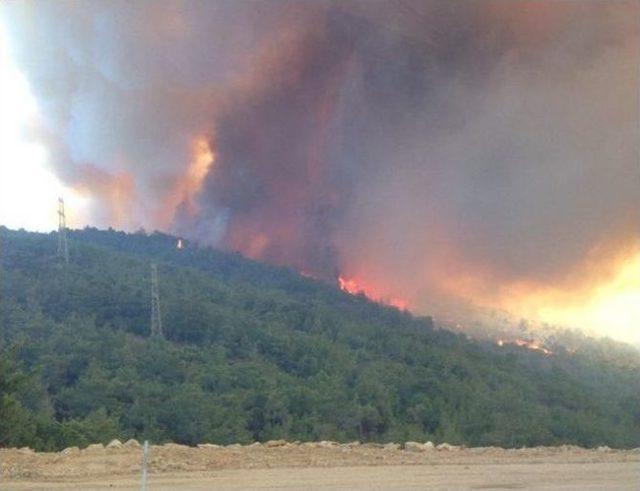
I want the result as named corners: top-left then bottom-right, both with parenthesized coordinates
top-left (0, 227), bottom-right (639, 451)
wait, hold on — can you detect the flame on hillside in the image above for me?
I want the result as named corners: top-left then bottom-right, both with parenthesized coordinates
top-left (338, 275), bottom-right (409, 311)
top-left (497, 338), bottom-right (553, 356)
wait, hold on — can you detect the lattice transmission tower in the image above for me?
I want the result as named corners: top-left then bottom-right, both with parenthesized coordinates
top-left (150, 263), bottom-right (163, 338)
top-left (57, 197), bottom-right (69, 264)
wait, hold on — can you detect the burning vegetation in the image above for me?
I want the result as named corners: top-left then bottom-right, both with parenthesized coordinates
top-left (338, 275), bottom-right (409, 311)
top-left (497, 338), bottom-right (553, 356)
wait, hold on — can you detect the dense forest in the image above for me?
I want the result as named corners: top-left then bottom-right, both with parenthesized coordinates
top-left (0, 227), bottom-right (638, 451)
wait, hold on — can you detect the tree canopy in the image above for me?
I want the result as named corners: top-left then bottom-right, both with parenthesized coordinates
top-left (0, 227), bottom-right (638, 450)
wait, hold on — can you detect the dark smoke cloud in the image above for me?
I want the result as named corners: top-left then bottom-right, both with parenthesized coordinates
top-left (3, 1), bottom-right (639, 329)
top-left (3, 0), bottom-right (317, 225)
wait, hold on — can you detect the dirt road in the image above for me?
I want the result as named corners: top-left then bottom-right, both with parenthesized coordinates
top-left (3, 441), bottom-right (638, 490)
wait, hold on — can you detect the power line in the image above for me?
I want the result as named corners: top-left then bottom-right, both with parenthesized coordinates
top-left (57, 197), bottom-right (69, 264)
top-left (150, 263), bottom-right (163, 338)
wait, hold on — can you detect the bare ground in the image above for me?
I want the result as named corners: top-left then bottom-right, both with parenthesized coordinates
top-left (2, 441), bottom-right (638, 490)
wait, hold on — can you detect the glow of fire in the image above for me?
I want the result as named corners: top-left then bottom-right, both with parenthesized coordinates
top-left (105, 172), bottom-right (134, 229)
top-left (435, 242), bottom-right (640, 346)
top-left (160, 135), bottom-right (215, 227)
top-left (338, 275), bottom-right (409, 310)
top-left (243, 233), bottom-right (269, 260)
top-left (497, 338), bottom-right (553, 356)
top-left (501, 249), bottom-right (640, 346)
top-left (184, 136), bottom-right (215, 214)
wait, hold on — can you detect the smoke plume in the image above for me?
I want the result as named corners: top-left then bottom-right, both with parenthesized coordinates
top-left (3, 1), bottom-right (639, 341)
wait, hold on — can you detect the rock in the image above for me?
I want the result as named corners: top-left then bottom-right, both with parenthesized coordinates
top-left (363, 442), bottom-right (384, 449)
top-left (596, 446), bottom-right (611, 452)
top-left (436, 443), bottom-right (457, 451)
top-left (424, 441), bottom-right (435, 449)
top-left (403, 441), bottom-right (426, 452)
top-left (264, 439), bottom-right (287, 448)
top-left (61, 446), bottom-right (80, 455)
top-left (197, 443), bottom-right (221, 449)
top-left (248, 442), bottom-right (262, 447)
top-left (17, 447), bottom-right (34, 454)
top-left (345, 441), bottom-right (361, 448)
top-left (318, 440), bottom-right (338, 448)
top-left (225, 443), bottom-right (242, 449)
top-left (84, 444), bottom-right (104, 452)
top-left (106, 439), bottom-right (123, 449)
top-left (124, 439), bottom-right (141, 448)
top-left (383, 443), bottom-right (400, 450)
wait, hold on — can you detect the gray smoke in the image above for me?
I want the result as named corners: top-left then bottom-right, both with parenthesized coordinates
top-left (3, 1), bottom-right (638, 325)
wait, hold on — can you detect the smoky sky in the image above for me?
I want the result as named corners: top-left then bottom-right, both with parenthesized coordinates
top-left (3, 1), bottom-right (639, 312)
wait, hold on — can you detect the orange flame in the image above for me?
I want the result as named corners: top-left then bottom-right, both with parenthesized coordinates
top-left (338, 276), bottom-right (360, 295)
top-left (338, 275), bottom-right (409, 310)
top-left (497, 338), bottom-right (553, 356)
top-left (159, 135), bottom-right (215, 227)
top-left (183, 136), bottom-right (215, 213)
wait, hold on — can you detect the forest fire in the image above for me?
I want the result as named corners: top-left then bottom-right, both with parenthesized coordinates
top-left (338, 275), bottom-right (409, 311)
top-left (8, 1), bottom-right (637, 345)
top-left (337, 276), bottom-right (360, 295)
top-left (497, 339), bottom-right (553, 356)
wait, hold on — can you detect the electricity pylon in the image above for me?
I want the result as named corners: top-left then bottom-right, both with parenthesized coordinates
top-left (57, 197), bottom-right (69, 264)
top-left (150, 263), bottom-right (163, 338)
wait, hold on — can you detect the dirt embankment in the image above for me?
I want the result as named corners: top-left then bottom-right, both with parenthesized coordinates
top-left (2, 440), bottom-right (638, 482)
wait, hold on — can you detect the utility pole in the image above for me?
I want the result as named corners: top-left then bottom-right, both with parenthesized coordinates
top-left (140, 440), bottom-right (149, 490)
top-left (57, 197), bottom-right (69, 264)
top-left (150, 263), bottom-right (163, 338)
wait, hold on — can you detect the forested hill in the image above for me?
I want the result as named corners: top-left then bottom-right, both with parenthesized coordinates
top-left (1, 227), bottom-right (638, 451)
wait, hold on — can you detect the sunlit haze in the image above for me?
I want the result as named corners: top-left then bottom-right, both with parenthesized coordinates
top-left (0, 18), bottom-right (86, 231)
top-left (499, 250), bottom-right (640, 346)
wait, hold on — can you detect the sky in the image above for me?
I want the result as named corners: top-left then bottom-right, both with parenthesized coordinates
top-left (0, 1), bottom-right (638, 345)
top-left (0, 19), bottom-right (87, 230)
